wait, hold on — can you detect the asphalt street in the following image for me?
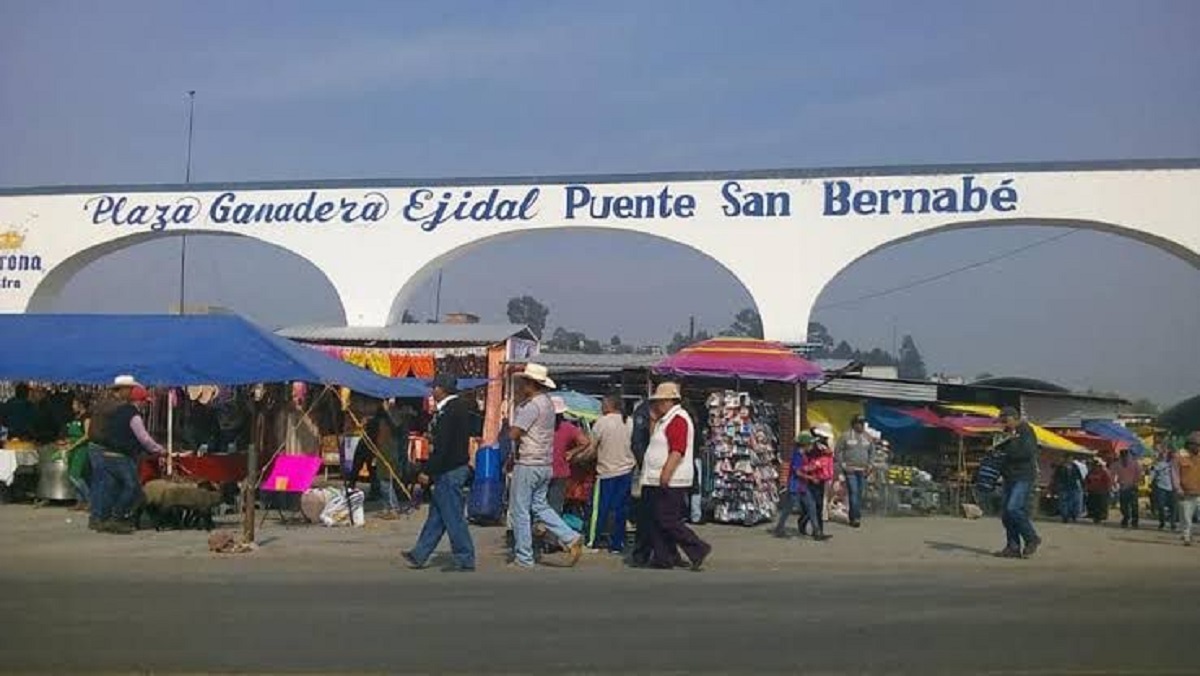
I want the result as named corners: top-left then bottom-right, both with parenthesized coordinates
top-left (2, 565), bottom-right (1196, 674)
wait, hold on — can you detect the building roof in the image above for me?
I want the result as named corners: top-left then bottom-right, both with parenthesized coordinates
top-left (277, 323), bottom-right (536, 346)
top-left (526, 352), bottom-right (662, 373)
top-left (4, 158), bottom-right (1197, 196)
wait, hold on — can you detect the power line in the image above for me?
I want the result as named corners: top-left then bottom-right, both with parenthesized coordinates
top-left (814, 228), bottom-right (1079, 311)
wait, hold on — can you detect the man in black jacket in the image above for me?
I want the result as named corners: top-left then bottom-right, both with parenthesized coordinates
top-left (995, 407), bottom-right (1042, 558)
top-left (402, 375), bottom-right (476, 572)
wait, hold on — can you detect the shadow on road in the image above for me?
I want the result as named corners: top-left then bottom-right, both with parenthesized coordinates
top-left (924, 540), bottom-right (993, 556)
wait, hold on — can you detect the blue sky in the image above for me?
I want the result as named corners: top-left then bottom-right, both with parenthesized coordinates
top-left (2, 0), bottom-right (1198, 404)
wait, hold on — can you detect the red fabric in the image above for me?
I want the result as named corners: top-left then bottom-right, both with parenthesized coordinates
top-left (665, 416), bottom-right (689, 454)
top-left (803, 452), bottom-right (835, 483)
top-left (552, 421), bottom-right (582, 479)
top-left (1085, 466), bottom-right (1112, 493)
top-left (175, 453), bottom-right (248, 483)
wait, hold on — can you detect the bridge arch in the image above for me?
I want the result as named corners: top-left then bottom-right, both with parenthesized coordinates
top-left (25, 230), bottom-right (348, 324)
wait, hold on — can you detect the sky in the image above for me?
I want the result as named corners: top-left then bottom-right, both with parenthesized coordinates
top-left (1, 0), bottom-right (1198, 405)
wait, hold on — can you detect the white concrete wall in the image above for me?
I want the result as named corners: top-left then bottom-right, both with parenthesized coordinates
top-left (1, 163), bottom-right (1197, 342)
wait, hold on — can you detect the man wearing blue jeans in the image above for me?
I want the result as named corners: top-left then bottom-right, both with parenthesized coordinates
top-left (836, 415), bottom-right (875, 528)
top-left (91, 377), bottom-right (166, 535)
top-left (403, 375), bottom-right (475, 572)
top-left (995, 407), bottom-right (1042, 558)
top-left (507, 363), bottom-right (583, 569)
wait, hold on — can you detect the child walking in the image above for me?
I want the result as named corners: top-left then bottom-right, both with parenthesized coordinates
top-left (772, 432), bottom-right (819, 538)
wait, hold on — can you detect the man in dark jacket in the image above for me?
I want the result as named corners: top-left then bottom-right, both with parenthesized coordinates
top-left (995, 407), bottom-right (1042, 558)
top-left (402, 374), bottom-right (476, 572)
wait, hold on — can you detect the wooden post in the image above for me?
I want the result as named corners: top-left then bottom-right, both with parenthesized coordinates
top-left (241, 409), bottom-right (263, 545)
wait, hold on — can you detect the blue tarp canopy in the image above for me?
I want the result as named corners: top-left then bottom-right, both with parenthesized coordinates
top-left (1081, 419), bottom-right (1149, 457)
top-left (0, 314), bottom-right (422, 400)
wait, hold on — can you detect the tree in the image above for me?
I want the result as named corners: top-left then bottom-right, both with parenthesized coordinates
top-left (1129, 398), bottom-right (1160, 415)
top-left (667, 329), bottom-right (712, 354)
top-left (723, 308), bottom-right (763, 339)
top-left (506, 296), bottom-right (549, 338)
top-left (830, 340), bottom-right (855, 360)
top-left (974, 372), bottom-right (995, 382)
top-left (807, 322), bottom-right (834, 357)
top-left (546, 327), bottom-right (602, 354)
top-left (400, 309), bottom-right (419, 324)
top-left (610, 335), bottom-right (622, 347)
top-left (898, 335), bottom-right (928, 380)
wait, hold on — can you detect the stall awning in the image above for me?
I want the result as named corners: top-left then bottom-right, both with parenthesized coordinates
top-left (876, 404), bottom-right (1090, 454)
top-left (1082, 420), bottom-right (1149, 457)
top-left (0, 314), bottom-right (418, 400)
top-left (655, 337), bottom-right (823, 383)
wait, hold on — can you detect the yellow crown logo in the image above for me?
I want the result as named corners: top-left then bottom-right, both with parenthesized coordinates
top-left (0, 230), bottom-right (26, 250)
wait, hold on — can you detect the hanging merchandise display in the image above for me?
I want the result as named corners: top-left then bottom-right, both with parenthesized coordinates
top-left (705, 390), bottom-right (780, 526)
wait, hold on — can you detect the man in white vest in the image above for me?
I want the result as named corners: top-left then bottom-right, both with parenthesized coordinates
top-left (640, 382), bottom-right (712, 571)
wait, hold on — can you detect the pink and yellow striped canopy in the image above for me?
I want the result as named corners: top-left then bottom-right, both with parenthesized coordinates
top-left (654, 337), bottom-right (823, 383)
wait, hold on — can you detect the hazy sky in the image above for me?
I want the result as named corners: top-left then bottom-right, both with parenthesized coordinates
top-left (2, 1), bottom-right (1198, 405)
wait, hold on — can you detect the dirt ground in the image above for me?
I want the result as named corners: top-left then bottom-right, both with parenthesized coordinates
top-left (1, 499), bottom-right (1193, 576)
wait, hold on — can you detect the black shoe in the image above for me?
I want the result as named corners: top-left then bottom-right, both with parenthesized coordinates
top-left (1022, 537), bottom-right (1042, 558)
top-left (100, 519), bottom-right (134, 535)
top-left (401, 551), bottom-right (427, 570)
top-left (770, 529), bottom-right (788, 539)
top-left (850, 521), bottom-right (862, 529)
top-left (689, 545), bottom-right (712, 572)
top-left (814, 533), bottom-right (831, 542)
top-left (993, 547), bottom-right (1022, 559)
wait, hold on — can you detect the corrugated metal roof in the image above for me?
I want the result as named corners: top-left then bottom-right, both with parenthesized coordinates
top-left (277, 323), bottom-right (535, 345)
top-left (529, 352), bottom-right (661, 373)
top-left (812, 377), bottom-right (939, 403)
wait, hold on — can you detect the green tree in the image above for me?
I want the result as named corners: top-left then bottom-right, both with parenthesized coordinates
top-left (546, 327), bottom-right (602, 354)
top-left (1129, 398), bottom-right (1160, 415)
top-left (723, 308), bottom-right (764, 338)
top-left (610, 335), bottom-right (622, 346)
top-left (506, 296), bottom-right (550, 338)
top-left (898, 335), bottom-right (928, 380)
top-left (667, 329), bottom-right (712, 354)
top-left (807, 322), bottom-right (834, 357)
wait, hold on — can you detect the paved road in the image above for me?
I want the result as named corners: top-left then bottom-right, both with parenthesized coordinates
top-left (2, 565), bottom-right (1195, 674)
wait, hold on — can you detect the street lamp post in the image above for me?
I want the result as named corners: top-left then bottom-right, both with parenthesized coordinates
top-left (179, 90), bottom-right (196, 315)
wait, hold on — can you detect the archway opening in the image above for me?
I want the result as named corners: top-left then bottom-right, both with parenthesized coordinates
top-left (389, 228), bottom-right (761, 352)
top-left (810, 221), bottom-right (1200, 407)
top-left (28, 232), bottom-right (347, 328)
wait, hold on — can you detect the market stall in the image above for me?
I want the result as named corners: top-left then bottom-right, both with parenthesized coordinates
top-left (655, 337), bottom-right (823, 526)
top-left (0, 314), bottom-right (416, 536)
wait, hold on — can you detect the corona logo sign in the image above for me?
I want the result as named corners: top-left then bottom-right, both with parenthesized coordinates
top-left (0, 229), bottom-right (27, 250)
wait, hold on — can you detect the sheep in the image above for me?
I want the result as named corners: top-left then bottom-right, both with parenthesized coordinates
top-left (135, 478), bottom-right (223, 531)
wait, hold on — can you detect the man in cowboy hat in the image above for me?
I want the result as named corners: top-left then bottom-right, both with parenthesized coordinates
top-left (403, 374), bottom-right (476, 572)
top-left (507, 364), bottom-right (584, 568)
top-left (640, 382), bottom-right (711, 571)
top-left (91, 375), bottom-right (166, 534)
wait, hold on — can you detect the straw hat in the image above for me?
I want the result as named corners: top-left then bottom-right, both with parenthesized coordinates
top-left (514, 363), bottom-right (556, 389)
top-left (813, 423), bottom-right (835, 440)
top-left (112, 374), bottom-right (142, 389)
top-left (648, 382), bottom-right (683, 401)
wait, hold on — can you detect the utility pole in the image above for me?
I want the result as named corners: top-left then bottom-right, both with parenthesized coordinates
top-left (433, 269), bottom-right (444, 322)
top-left (178, 90), bottom-right (196, 315)
top-left (688, 315), bottom-right (695, 342)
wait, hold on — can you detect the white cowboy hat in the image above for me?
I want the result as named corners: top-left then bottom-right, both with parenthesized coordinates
top-left (112, 374), bottom-right (142, 389)
top-left (514, 363), bottom-right (556, 390)
top-left (813, 423), bottom-right (835, 440)
top-left (551, 396), bottom-right (568, 415)
top-left (648, 382), bottom-right (683, 401)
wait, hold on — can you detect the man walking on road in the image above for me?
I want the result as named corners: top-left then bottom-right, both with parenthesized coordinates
top-left (1113, 449), bottom-right (1142, 529)
top-left (640, 382), bottom-right (711, 571)
top-left (836, 415), bottom-right (875, 528)
top-left (1175, 434), bottom-right (1200, 546)
top-left (995, 407), bottom-right (1041, 558)
top-left (1150, 446), bottom-right (1178, 531)
top-left (507, 364), bottom-right (584, 569)
top-left (402, 374), bottom-right (476, 572)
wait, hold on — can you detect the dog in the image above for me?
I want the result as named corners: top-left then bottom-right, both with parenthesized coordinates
top-left (135, 479), bottom-right (223, 531)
